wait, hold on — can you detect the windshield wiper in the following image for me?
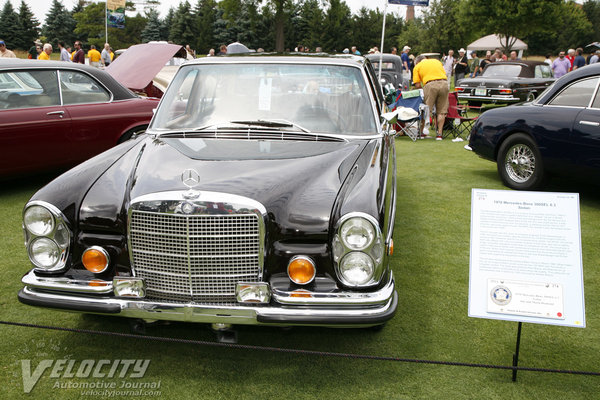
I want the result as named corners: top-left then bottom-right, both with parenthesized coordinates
top-left (155, 120), bottom-right (311, 138)
top-left (230, 119), bottom-right (311, 133)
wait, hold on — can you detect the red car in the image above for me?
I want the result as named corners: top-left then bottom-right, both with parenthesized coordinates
top-left (0, 59), bottom-right (159, 177)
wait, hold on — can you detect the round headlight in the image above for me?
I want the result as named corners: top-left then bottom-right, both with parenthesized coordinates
top-left (340, 218), bottom-right (375, 251)
top-left (29, 237), bottom-right (61, 269)
top-left (24, 205), bottom-right (55, 236)
top-left (339, 252), bottom-right (374, 286)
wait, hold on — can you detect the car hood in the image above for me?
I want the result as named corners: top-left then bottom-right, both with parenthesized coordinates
top-left (106, 43), bottom-right (186, 92)
top-left (81, 136), bottom-right (370, 235)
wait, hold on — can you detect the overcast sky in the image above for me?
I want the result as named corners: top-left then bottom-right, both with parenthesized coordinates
top-left (13, 0), bottom-right (411, 25)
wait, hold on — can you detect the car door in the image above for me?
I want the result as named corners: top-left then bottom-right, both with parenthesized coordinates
top-left (58, 69), bottom-right (115, 162)
top-left (0, 69), bottom-right (72, 176)
top-left (542, 76), bottom-right (599, 173)
top-left (571, 77), bottom-right (600, 171)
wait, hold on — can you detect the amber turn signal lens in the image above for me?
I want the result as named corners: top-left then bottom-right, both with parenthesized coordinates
top-left (82, 247), bottom-right (109, 274)
top-left (287, 256), bottom-right (316, 285)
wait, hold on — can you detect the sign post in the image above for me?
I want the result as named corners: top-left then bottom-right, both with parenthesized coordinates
top-left (468, 189), bottom-right (585, 381)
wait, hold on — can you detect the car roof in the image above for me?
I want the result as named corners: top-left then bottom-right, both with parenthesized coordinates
top-left (365, 53), bottom-right (402, 62)
top-left (0, 58), bottom-right (136, 100)
top-left (184, 53), bottom-right (367, 67)
top-left (537, 62), bottom-right (600, 103)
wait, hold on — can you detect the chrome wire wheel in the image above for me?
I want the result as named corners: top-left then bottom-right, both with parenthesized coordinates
top-left (504, 143), bottom-right (535, 183)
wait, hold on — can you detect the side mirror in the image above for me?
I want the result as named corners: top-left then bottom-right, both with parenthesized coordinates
top-left (381, 110), bottom-right (398, 126)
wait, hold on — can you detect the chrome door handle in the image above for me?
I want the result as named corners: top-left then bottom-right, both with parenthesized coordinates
top-left (47, 110), bottom-right (65, 117)
top-left (579, 120), bottom-right (600, 127)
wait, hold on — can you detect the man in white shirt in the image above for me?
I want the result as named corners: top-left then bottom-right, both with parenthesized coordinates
top-left (101, 43), bottom-right (112, 67)
top-left (58, 41), bottom-right (71, 62)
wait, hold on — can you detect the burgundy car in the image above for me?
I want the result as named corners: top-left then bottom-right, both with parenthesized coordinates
top-left (0, 59), bottom-right (159, 177)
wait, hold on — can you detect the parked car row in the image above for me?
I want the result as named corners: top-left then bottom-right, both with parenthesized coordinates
top-left (10, 47), bottom-right (600, 338)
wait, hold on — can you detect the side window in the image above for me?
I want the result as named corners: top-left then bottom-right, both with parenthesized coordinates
top-left (535, 65), bottom-right (552, 79)
top-left (548, 77), bottom-right (599, 108)
top-left (0, 70), bottom-right (59, 109)
top-left (592, 82), bottom-right (600, 109)
top-left (59, 70), bottom-right (110, 104)
top-left (541, 65), bottom-right (552, 78)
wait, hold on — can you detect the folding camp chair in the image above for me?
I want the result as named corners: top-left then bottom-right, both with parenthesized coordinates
top-left (441, 92), bottom-right (477, 140)
top-left (389, 90), bottom-right (427, 141)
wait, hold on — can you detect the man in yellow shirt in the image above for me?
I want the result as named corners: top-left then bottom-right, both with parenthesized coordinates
top-left (87, 45), bottom-right (102, 68)
top-left (412, 55), bottom-right (449, 140)
top-left (38, 43), bottom-right (52, 60)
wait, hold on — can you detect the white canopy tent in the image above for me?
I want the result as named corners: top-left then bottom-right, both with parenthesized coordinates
top-left (467, 34), bottom-right (528, 58)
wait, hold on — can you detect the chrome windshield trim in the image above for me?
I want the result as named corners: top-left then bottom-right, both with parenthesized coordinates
top-left (22, 270), bottom-right (113, 294)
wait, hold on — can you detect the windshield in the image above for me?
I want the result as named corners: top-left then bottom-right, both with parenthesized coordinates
top-left (150, 63), bottom-right (378, 135)
top-left (482, 64), bottom-right (522, 78)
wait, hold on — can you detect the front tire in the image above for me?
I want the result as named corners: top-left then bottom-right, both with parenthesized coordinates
top-left (497, 133), bottom-right (544, 190)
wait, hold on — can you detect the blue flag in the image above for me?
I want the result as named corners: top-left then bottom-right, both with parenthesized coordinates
top-left (389, 0), bottom-right (430, 5)
top-left (107, 10), bottom-right (125, 29)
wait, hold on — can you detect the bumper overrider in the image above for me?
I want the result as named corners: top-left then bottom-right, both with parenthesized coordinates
top-left (18, 270), bottom-right (397, 327)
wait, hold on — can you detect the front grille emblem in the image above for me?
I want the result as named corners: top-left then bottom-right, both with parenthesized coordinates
top-left (181, 202), bottom-right (194, 214)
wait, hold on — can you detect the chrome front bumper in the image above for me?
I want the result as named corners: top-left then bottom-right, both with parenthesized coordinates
top-left (19, 271), bottom-right (398, 327)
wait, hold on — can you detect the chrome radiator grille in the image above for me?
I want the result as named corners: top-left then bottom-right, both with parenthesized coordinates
top-left (129, 210), bottom-right (262, 303)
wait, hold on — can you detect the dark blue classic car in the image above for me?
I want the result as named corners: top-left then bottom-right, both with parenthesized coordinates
top-left (18, 54), bottom-right (399, 338)
top-left (467, 63), bottom-right (600, 190)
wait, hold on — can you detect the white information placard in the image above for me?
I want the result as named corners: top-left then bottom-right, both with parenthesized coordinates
top-left (468, 189), bottom-right (585, 327)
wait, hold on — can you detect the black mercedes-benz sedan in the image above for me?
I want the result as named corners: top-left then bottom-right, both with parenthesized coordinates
top-left (456, 60), bottom-right (554, 106)
top-left (467, 63), bottom-right (600, 190)
top-left (18, 54), bottom-right (399, 332)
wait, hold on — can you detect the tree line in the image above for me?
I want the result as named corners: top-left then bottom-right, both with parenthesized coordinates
top-left (0, 0), bottom-right (599, 56)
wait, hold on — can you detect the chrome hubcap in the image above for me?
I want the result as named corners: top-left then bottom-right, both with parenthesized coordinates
top-left (505, 144), bottom-right (535, 183)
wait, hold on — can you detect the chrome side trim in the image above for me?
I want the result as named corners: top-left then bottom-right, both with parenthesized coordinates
top-left (21, 270), bottom-right (113, 294)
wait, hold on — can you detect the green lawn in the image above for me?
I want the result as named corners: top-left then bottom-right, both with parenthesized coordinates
top-left (1, 138), bottom-right (599, 399)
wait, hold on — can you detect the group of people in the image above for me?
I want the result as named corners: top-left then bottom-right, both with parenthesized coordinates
top-left (0, 38), bottom-right (114, 67)
top-left (547, 48), bottom-right (598, 78)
